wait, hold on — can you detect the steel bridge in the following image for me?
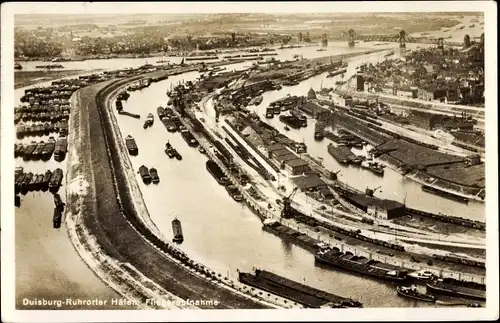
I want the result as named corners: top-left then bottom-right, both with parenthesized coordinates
top-left (331, 29), bottom-right (462, 48)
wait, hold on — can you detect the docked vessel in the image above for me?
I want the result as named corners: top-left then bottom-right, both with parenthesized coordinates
top-left (31, 141), bottom-right (46, 160)
top-left (225, 185), bottom-right (243, 202)
top-left (421, 185), bottom-right (469, 204)
top-left (314, 121), bottom-right (326, 141)
top-left (384, 51), bottom-right (395, 58)
top-left (41, 137), bottom-right (56, 161)
top-left (290, 109), bottom-right (307, 127)
top-left (360, 160), bottom-right (384, 176)
top-left (265, 107), bottom-right (275, 119)
top-left (279, 115), bottom-right (302, 129)
top-left (249, 95), bottom-right (264, 106)
top-left (327, 143), bottom-right (358, 165)
top-left (157, 106), bottom-right (167, 119)
top-left (262, 219), bottom-right (325, 253)
top-left (149, 167), bottom-right (160, 184)
top-left (143, 113), bottom-right (154, 129)
top-left (53, 207), bottom-right (63, 229)
top-left (41, 170), bottom-right (52, 191)
top-left (54, 136), bottom-right (68, 162)
top-left (238, 268), bottom-right (362, 308)
top-left (198, 146), bottom-right (206, 154)
top-left (15, 62), bottom-right (22, 70)
top-left (172, 218), bottom-right (184, 243)
top-left (180, 129), bottom-right (199, 147)
top-left (48, 168), bottom-right (63, 193)
top-left (397, 286), bottom-right (436, 302)
top-left (206, 160), bottom-right (230, 186)
top-left (426, 278), bottom-right (486, 301)
top-left (23, 141), bottom-right (38, 161)
top-left (161, 117), bottom-right (178, 132)
top-left (125, 135), bottom-right (138, 156)
top-left (315, 248), bottom-right (408, 282)
top-left (138, 165), bottom-right (152, 184)
top-left (326, 68), bottom-right (347, 78)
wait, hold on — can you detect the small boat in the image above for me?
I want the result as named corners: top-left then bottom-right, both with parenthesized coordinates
top-left (125, 135), bottom-right (138, 156)
top-left (165, 142), bottom-right (176, 158)
top-left (138, 165), bottom-right (152, 184)
top-left (284, 125), bottom-right (290, 131)
top-left (397, 286), bottom-right (436, 302)
top-left (198, 146), bottom-right (206, 154)
top-left (143, 113), bottom-right (154, 129)
top-left (149, 167), bottom-right (160, 184)
top-left (15, 63), bottom-right (22, 70)
top-left (226, 185), bottom-right (243, 202)
top-left (174, 150), bottom-right (183, 160)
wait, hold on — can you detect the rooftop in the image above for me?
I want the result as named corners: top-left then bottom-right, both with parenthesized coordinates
top-left (349, 193), bottom-right (405, 210)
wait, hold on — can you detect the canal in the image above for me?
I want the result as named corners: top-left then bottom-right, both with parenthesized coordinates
top-left (14, 41), bottom-right (483, 308)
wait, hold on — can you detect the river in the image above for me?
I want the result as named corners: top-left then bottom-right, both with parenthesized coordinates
top-left (14, 40), bottom-right (483, 308)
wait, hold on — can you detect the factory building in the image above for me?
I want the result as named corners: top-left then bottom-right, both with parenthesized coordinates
top-left (465, 154), bottom-right (481, 166)
top-left (293, 174), bottom-right (328, 192)
top-left (346, 193), bottom-right (406, 220)
top-left (266, 143), bottom-right (311, 175)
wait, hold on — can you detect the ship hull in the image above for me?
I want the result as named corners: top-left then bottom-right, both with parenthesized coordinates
top-left (314, 255), bottom-right (407, 283)
top-left (426, 283), bottom-right (485, 301)
top-left (396, 287), bottom-right (435, 302)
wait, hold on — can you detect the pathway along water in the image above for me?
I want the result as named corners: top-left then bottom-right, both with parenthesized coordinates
top-left (14, 42), bottom-right (483, 308)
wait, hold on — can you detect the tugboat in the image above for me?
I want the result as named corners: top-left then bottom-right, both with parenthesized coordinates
top-left (360, 160), bottom-right (384, 176)
top-left (125, 135), bottom-right (138, 156)
top-left (149, 167), bottom-right (160, 184)
top-left (165, 141), bottom-right (176, 158)
top-left (143, 113), bottom-right (154, 129)
top-left (172, 217), bottom-right (184, 243)
top-left (397, 286), bottom-right (436, 302)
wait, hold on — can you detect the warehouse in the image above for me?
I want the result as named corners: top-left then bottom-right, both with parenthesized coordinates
top-left (293, 174), bottom-right (327, 191)
top-left (346, 193), bottom-right (406, 220)
top-left (284, 158), bottom-right (310, 175)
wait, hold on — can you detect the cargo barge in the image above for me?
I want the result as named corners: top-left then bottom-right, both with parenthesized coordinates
top-left (426, 279), bottom-right (486, 301)
top-left (238, 269), bottom-right (362, 308)
top-left (54, 136), bottom-right (68, 162)
top-left (48, 168), bottom-right (63, 193)
top-left (41, 137), bottom-right (56, 161)
top-left (149, 167), bottom-right (160, 184)
top-left (326, 68), bottom-right (347, 78)
top-left (157, 106), bottom-right (167, 119)
top-left (421, 185), bottom-right (469, 204)
top-left (206, 159), bottom-right (230, 186)
top-left (290, 109), bottom-right (307, 127)
top-left (315, 248), bottom-right (408, 282)
top-left (396, 286), bottom-right (436, 302)
top-left (180, 129), bottom-right (199, 147)
top-left (41, 170), bottom-right (52, 191)
top-left (125, 135), bottom-right (138, 156)
top-left (172, 218), bottom-right (184, 243)
top-left (314, 121), bottom-right (326, 141)
top-left (327, 143), bottom-right (360, 165)
top-left (262, 219), bottom-right (325, 253)
top-left (161, 117), bottom-right (178, 132)
top-left (31, 141), bottom-right (46, 161)
top-left (23, 141), bottom-right (37, 161)
top-left (279, 115), bottom-right (302, 130)
top-left (265, 107), bottom-right (275, 118)
top-left (138, 165), bottom-right (152, 184)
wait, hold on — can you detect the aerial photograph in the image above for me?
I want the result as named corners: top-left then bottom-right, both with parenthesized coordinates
top-left (3, 2), bottom-right (497, 321)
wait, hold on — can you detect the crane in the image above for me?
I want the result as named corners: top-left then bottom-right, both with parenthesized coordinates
top-left (282, 187), bottom-right (298, 219)
top-left (329, 170), bottom-right (341, 181)
top-left (365, 186), bottom-right (381, 197)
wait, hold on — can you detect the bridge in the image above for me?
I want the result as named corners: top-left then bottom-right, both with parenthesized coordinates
top-left (331, 29), bottom-right (462, 48)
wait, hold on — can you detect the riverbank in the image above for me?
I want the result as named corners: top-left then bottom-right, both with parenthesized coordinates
top-left (14, 70), bottom-right (91, 89)
top-left (66, 70), bottom-right (273, 309)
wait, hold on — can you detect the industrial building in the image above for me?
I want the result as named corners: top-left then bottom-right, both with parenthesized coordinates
top-left (293, 173), bottom-right (328, 192)
top-left (345, 193), bottom-right (406, 220)
top-left (266, 143), bottom-right (311, 175)
top-left (284, 158), bottom-right (310, 175)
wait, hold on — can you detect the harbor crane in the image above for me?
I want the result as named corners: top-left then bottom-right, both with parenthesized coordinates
top-left (329, 170), bottom-right (341, 181)
top-left (365, 186), bottom-right (381, 197)
top-left (282, 187), bottom-right (298, 219)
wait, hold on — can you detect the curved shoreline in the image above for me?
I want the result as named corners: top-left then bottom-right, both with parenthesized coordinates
top-left (65, 71), bottom-right (285, 309)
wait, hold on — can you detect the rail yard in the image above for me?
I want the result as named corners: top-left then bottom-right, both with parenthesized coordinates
top-left (12, 13), bottom-right (491, 312)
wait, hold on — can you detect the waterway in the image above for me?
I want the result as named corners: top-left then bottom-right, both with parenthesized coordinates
top-left (14, 40), bottom-right (483, 308)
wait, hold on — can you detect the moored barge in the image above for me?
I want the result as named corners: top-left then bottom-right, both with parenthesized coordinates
top-left (206, 160), bottom-right (230, 186)
top-left (314, 247), bottom-right (408, 282)
top-left (225, 185), bottom-right (243, 202)
top-left (396, 286), bottom-right (436, 302)
top-left (138, 165), bottom-right (152, 184)
top-left (421, 185), bottom-right (469, 204)
top-left (327, 143), bottom-right (359, 165)
top-left (54, 136), bottom-right (68, 162)
top-left (180, 129), bottom-right (199, 147)
top-left (238, 268), bottom-right (362, 308)
top-left (172, 217), bottom-right (184, 243)
top-left (426, 278), bottom-right (486, 301)
top-left (149, 167), bottom-right (160, 184)
top-left (125, 135), bottom-right (138, 156)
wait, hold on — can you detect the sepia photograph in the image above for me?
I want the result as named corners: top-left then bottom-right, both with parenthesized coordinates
top-left (1, 1), bottom-right (498, 322)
